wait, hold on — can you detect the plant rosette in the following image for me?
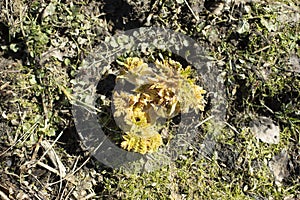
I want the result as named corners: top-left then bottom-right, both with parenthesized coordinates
top-left (112, 57), bottom-right (206, 154)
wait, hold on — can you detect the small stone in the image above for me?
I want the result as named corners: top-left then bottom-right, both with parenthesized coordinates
top-left (249, 116), bottom-right (280, 144)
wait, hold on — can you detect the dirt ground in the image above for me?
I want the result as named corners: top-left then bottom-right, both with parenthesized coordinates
top-left (0, 0), bottom-right (299, 199)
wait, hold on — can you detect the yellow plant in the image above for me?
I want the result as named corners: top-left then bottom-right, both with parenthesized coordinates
top-left (121, 130), bottom-right (163, 154)
top-left (113, 57), bottom-right (206, 154)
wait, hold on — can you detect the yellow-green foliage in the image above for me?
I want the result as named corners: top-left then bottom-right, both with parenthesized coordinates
top-left (113, 57), bottom-right (206, 154)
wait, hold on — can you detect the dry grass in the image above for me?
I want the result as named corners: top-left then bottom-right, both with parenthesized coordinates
top-left (0, 0), bottom-right (299, 199)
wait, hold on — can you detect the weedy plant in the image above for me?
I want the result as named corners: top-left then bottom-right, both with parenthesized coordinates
top-left (112, 57), bottom-right (206, 154)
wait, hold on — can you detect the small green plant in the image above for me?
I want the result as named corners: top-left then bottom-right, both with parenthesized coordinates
top-left (113, 57), bottom-right (206, 154)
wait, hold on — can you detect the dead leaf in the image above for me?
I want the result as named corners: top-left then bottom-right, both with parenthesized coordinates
top-left (249, 116), bottom-right (280, 144)
top-left (269, 149), bottom-right (289, 185)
